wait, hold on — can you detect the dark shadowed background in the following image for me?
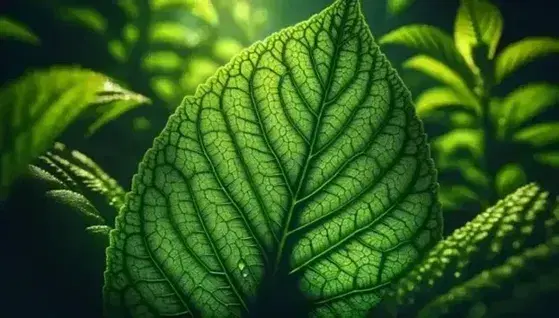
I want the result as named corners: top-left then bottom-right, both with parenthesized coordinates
top-left (1, 0), bottom-right (558, 317)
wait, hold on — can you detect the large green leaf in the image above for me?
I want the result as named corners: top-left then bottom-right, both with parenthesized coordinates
top-left (379, 25), bottom-right (471, 81)
top-left (387, 184), bottom-right (559, 317)
top-left (496, 83), bottom-right (559, 136)
top-left (454, 0), bottom-right (503, 70)
top-left (495, 37), bottom-right (559, 83)
top-left (104, 0), bottom-right (442, 316)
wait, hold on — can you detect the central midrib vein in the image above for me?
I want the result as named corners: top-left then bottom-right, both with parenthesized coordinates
top-left (273, 2), bottom-right (352, 272)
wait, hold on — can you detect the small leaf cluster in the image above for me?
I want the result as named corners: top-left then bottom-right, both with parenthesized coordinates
top-left (379, 0), bottom-right (559, 211)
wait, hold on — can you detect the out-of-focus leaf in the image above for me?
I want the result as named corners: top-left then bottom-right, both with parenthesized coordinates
top-left (58, 7), bottom-right (108, 33)
top-left (450, 111), bottom-right (477, 128)
top-left (379, 25), bottom-right (471, 80)
top-left (534, 152), bottom-right (559, 167)
top-left (387, 0), bottom-right (415, 16)
top-left (179, 57), bottom-right (220, 93)
top-left (150, 76), bottom-right (179, 102)
top-left (415, 86), bottom-right (480, 117)
top-left (0, 67), bottom-right (105, 197)
top-left (152, 0), bottom-right (219, 25)
top-left (149, 22), bottom-right (206, 48)
top-left (514, 122), bottom-right (559, 147)
top-left (495, 37), bottom-right (559, 83)
top-left (142, 51), bottom-right (183, 71)
top-left (496, 163), bottom-right (527, 198)
top-left (108, 40), bottom-right (127, 62)
top-left (497, 83), bottom-right (559, 136)
top-left (117, 0), bottom-right (139, 18)
top-left (45, 189), bottom-right (105, 224)
top-left (438, 184), bottom-right (479, 210)
top-left (132, 117), bottom-right (151, 132)
top-left (454, 0), bottom-right (503, 69)
top-left (213, 38), bottom-right (244, 62)
top-left (88, 80), bottom-right (151, 135)
top-left (122, 24), bottom-right (140, 44)
top-left (403, 55), bottom-right (476, 102)
top-left (432, 129), bottom-right (483, 167)
top-left (0, 16), bottom-right (40, 44)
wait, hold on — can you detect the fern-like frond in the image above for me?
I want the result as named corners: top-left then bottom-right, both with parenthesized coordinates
top-left (42, 142), bottom-right (126, 210)
top-left (387, 184), bottom-right (558, 316)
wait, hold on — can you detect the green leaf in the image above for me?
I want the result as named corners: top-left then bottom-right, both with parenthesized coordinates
top-left (87, 81), bottom-right (151, 135)
top-left (389, 184), bottom-right (558, 316)
top-left (534, 151), bottom-right (559, 167)
top-left (45, 189), bottom-right (105, 224)
top-left (415, 86), bottom-right (479, 117)
top-left (514, 122), bottom-right (559, 147)
top-left (58, 7), bottom-right (108, 33)
top-left (104, 0), bottom-right (442, 316)
top-left (387, 0), bottom-right (415, 16)
top-left (149, 22), bottom-right (206, 48)
top-left (0, 67), bottom-right (105, 197)
top-left (379, 25), bottom-right (471, 81)
top-left (497, 83), bottom-right (559, 136)
top-left (495, 37), bottom-right (559, 83)
top-left (454, 0), bottom-right (503, 69)
top-left (0, 16), bottom-right (40, 45)
top-left (142, 51), bottom-right (183, 71)
top-left (495, 163), bottom-right (527, 198)
top-left (402, 55), bottom-right (476, 102)
top-left (432, 129), bottom-right (483, 168)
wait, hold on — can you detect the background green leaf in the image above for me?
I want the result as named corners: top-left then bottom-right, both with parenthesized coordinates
top-left (454, 0), bottom-right (503, 69)
top-left (495, 37), bottom-right (559, 83)
top-left (0, 16), bottom-right (40, 44)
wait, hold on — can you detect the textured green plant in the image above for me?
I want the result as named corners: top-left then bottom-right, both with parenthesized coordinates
top-left (103, 0), bottom-right (442, 316)
top-left (376, 183), bottom-right (559, 317)
top-left (51, 0), bottom-right (269, 110)
top-left (0, 67), bottom-right (148, 197)
top-left (379, 0), bottom-right (559, 212)
top-left (27, 142), bottom-right (126, 235)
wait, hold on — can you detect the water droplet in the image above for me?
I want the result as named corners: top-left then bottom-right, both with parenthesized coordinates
top-left (238, 261), bottom-right (246, 271)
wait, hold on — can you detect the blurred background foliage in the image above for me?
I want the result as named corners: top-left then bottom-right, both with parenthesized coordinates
top-left (0, 0), bottom-right (558, 317)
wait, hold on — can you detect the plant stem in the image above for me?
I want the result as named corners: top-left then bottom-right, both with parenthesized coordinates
top-left (477, 54), bottom-right (498, 208)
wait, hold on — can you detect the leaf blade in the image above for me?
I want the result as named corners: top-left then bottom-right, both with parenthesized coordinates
top-left (454, 0), bottom-right (503, 69)
top-left (495, 37), bottom-right (559, 83)
top-left (0, 67), bottom-right (105, 197)
top-left (104, 0), bottom-right (441, 316)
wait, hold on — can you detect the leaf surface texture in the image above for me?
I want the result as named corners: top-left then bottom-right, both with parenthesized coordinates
top-left (104, 0), bottom-right (441, 316)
